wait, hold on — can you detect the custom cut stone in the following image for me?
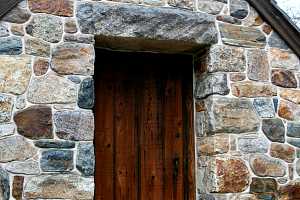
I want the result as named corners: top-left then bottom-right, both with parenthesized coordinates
top-left (270, 143), bottom-right (295, 163)
top-left (51, 43), bottom-right (94, 75)
top-left (230, 0), bottom-right (249, 19)
top-left (253, 98), bottom-right (275, 118)
top-left (10, 24), bottom-right (24, 36)
top-left (0, 123), bottom-right (15, 138)
top-left (250, 178), bottom-right (278, 194)
top-left (203, 96), bottom-right (260, 134)
top-left (64, 33), bottom-right (95, 44)
top-left (27, 74), bottom-right (77, 104)
top-left (12, 176), bottom-right (23, 200)
top-left (33, 57), bottom-right (49, 76)
top-left (2, 6), bottom-right (31, 24)
top-left (207, 45), bottom-right (246, 72)
top-left (68, 76), bottom-right (81, 84)
top-left (0, 36), bottom-right (22, 55)
top-left (0, 135), bottom-right (37, 162)
top-left (247, 49), bottom-right (270, 81)
top-left (278, 100), bottom-right (300, 121)
top-left (0, 55), bottom-right (31, 95)
top-left (0, 95), bottom-right (13, 123)
top-left (217, 15), bottom-right (242, 25)
top-left (269, 48), bottom-right (300, 70)
top-left (78, 78), bottom-right (95, 109)
top-left (28, 0), bottom-right (74, 17)
top-left (279, 180), bottom-right (300, 199)
top-left (218, 23), bottom-right (266, 48)
top-left (169, 0), bottom-right (194, 10)
top-left (24, 175), bottom-right (94, 199)
top-left (287, 123), bottom-right (300, 138)
top-left (231, 81), bottom-right (277, 98)
top-left (26, 14), bottom-right (63, 43)
top-left (34, 140), bottom-right (75, 148)
top-left (5, 160), bottom-right (40, 175)
top-left (41, 150), bottom-right (74, 172)
top-left (197, 135), bottom-right (229, 155)
top-left (15, 95), bottom-right (26, 110)
top-left (195, 73), bottom-right (229, 99)
top-left (272, 69), bottom-right (297, 88)
top-left (14, 105), bottom-right (53, 140)
top-left (229, 73), bottom-right (246, 82)
top-left (197, 1), bottom-right (225, 15)
top-left (280, 89), bottom-right (300, 104)
top-left (287, 138), bottom-right (300, 148)
top-left (207, 157), bottom-right (250, 193)
top-left (0, 23), bottom-right (9, 37)
top-left (25, 36), bottom-right (51, 57)
top-left (77, 2), bottom-right (217, 52)
top-left (77, 142), bottom-right (95, 176)
top-left (64, 18), bottom-right (78, 33)
top-left (297, 160), bottom-right (300, 175)
top-left (0, 167), bottom-right (10, 200)
top-left (238, 135), bottom-right (269, 153)
top-left (250, 154), bottom-right (286, 177)
top-left (262, 118), bottom-right (285, 143)
top-left (268, 32), bottom-right (289, 50)
top-left (54, 110), bottom-right (94, 141)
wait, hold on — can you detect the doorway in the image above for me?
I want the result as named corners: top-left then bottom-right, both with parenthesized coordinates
top-left (94, 49), bottom-right (195, 200)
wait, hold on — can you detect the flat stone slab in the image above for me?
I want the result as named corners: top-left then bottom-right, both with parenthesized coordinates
top-left (77, 2), bottom-right (217, 53)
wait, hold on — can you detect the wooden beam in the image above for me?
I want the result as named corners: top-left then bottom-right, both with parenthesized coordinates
top-left (246, 0), bottom-right (300, 57)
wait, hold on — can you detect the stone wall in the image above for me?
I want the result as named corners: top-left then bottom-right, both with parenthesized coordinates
top-left (0, 0), bottom-right (299, 199)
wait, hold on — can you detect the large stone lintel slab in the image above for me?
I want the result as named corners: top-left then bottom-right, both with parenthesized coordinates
top-left (77, 2), bottom-right (217, 53)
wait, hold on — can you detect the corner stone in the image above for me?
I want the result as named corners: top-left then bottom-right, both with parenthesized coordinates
top-left (250, 154), bottom-right (286, 177)
top-left (77, 142), bottom-right (95, 176)
top-left (0, 95), bottom-right (13, 123)
top-left (0, 167), bottom-right (10, 200)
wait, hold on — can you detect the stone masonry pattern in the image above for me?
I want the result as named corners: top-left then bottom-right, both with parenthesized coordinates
top-left (0, 0), bottom-right (298, 199)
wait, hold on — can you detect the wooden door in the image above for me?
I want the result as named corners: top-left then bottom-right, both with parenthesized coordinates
top-left (94, 50), bottom-right (195, 200)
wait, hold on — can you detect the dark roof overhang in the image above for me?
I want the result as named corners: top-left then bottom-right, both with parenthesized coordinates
top-left (0, 0), bottom-right (21, 18)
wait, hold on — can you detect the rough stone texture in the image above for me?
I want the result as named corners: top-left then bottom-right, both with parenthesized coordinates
top-left (64, 33), bottom-right (95, 44)
top-left (278, 100), bottom-right (300, 121)
top-left (14, 106), bottom-right (53, 140)
top-left (0, 23), bottom-right (9, 37)
top-left (33, 58), bottom-right (49, 76)
top-left (0, 136), bottom-right (37, 162)
top-left (15, 95), bottom-right (26, 110)
top-left (195, 73), bottom-right (229, 99)
top-left (197, 135), bottom-right (229, 155)
top-left (0, 123), bottom-right (15, 138)
top-left (51, 43), bottom-right (95, 75)
top-left (230, 0), bottom-right (248, 19)
top-left (262, 118), bottom-right (285, 143)
top-left (0, 95), bottom-right (13, 123)
top-left (78, 78), bottom-right (95, 109)
top-left (10, 24), bottom-right (24, 36)
top-left (12, 176), bottom-right (23, 200)
top-left (287, 122), bottom-right (300, 138)
top-left (218, 22), bottom-right (266, 47)
top-left (25, 36), bottom-right (51, 57)
top-left (27, 74), bottom-right (77, 104)
top-left (250, 178), bottom-right (278, 194)
top-left (269, 48), bottom-right (300, 70)
top-left (0, 55), bottom-right (31, 95)
top-left (28, 0), bottom-right (74, 17)
top-left (207, 157), bottom-right (250, 193)
top-left (34, 140), bottom-right (75, 148)
top-left (207, 45), bottom-right (246, 72)
top-left (270, 143), bottom-right (295, 163)
top-left (77, 2), bottom-right (218, 52)
top-left (250, 154), bottom-right (287, 177)
top-left (77, 142), bottom-right (95, 176)
top-left (5, 160), bottom-right (40, 175)
top-left (169, 0), bottom-right (194, 10)
top-left (231, 81), bottom-right (277, 98)
top-left (279, 89), bottom-right (300, 104)
top-left (271, 69), bottom-right (297, 88)
top-left (0, 36), bottom-right (22, 55)
top-left (203, 97), bottom-right (260, 134)
top-left (0, 167), bottom-right (10, 200)
top-left (230, 73), bottom-right (246, 82)
top-left (197, 1), bottom-right (225, 15)
top-left (64, 18), bottom-right (78, 33)
top-left (297, 160), bottom-right (300, 176)
top-left (268, 32), bottom-right (289, 50)
top-left (41, 150), bottom-right (74, 172)
top-left (217, 15), bottom-right (242, 25)
top-left (2, 6), bottom-right (31, 24)
top-left (238, 135), bottom-right (269, 153)
top-left (287, 138), bottom-right (300, 148)
top-left (26, 14), bottom-right (63, 43)
top-left (253, 98), bottom-right (275, 118)
top-left (247, 49), bottom-right (270, 81)
top-left (54, 110), bottom-right (94, 141)
top-left (24, 175), bottom-right (94, 199)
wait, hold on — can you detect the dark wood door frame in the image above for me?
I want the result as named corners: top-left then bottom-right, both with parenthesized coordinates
top-left (94, 49), bottom-right (196, 200)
